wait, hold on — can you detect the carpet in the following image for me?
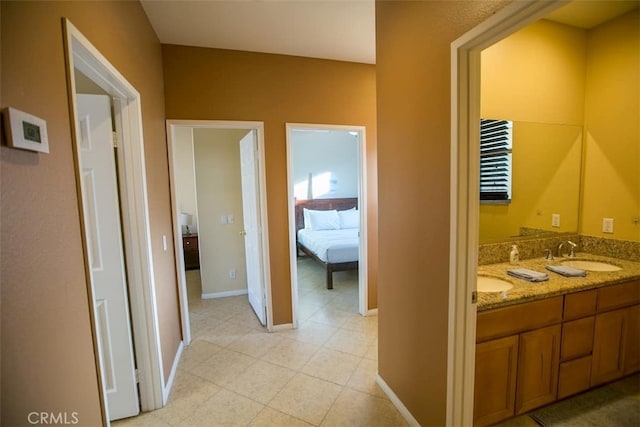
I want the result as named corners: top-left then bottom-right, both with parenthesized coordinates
top-left (530, 377), bottom-right (640, 426)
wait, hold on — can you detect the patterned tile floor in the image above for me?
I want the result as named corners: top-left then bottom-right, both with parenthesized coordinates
top-left (114, 257), bottom-right (407, 426)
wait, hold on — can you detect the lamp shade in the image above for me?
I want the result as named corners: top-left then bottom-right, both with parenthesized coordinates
top-left (179, 212), bottom-right (193, 226)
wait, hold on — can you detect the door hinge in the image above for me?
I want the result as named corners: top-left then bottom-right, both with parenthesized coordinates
top-left (135, 368), bottom-right (140, 384)
top-left (112, 131), bottom-right (119, 149)
top-left (471, 291), bottom-right (478, 304)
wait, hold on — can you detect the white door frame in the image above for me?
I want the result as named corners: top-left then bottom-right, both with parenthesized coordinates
top-left (285, 123), bottom-right (369, 327)
top-left (63, 19), bottom-right (164, 422)
top-left (447, 1), bottom-right (566, 425)
top-left (166, 120), bottom-right (274, 333)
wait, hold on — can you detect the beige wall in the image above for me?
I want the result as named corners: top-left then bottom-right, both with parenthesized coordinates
top-left (194, 128), bottom-right (250, 297)
top-left (375, 1), bottom-right (510, 425)
top-left (1, 1), bottom-right (181, 424)
top-left (174, 127), bottom-right (199, 234)
top-left (162, 45), bottom-right (378, 323)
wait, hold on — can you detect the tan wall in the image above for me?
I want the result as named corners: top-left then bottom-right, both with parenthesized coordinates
top-left (479, 20), bottom-right (587, 242)
top-left (194, 128), bottom-right (249, 296)
top-left (1, 1), bottom-right (181, 424)
top-left (581, 9), bottom-right (640, 241)
top-left (162, 46), bottom-right (378, 323)
top-left (375, 1), bottom-right (510, 425)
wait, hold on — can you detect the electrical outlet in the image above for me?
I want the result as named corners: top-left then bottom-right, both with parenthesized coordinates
top-left (551, 213), bottom-right (560, 228)
top-left (229, 269), bottom-right (236, 279)
top-left (602, 218), bottom-right (614, 233)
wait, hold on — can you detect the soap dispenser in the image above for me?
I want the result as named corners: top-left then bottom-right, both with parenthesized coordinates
top-left (510, 245), bottom-right (520, 265)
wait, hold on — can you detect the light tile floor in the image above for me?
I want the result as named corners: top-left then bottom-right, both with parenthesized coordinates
top-left (114, 257), bottom-right (407, 426)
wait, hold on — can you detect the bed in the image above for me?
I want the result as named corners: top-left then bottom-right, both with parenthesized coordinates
top-left (295, 198), bottom-right (359, 289)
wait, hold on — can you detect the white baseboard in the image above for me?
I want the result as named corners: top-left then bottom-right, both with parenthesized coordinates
top-left (162, 341), bottom-right (184, 405)
top-left (268, 322), bottom-right (293, 332)
top-left (367, 308), bottom-right (378, 316)
top-left (201, 289), bottom-right (248, 299)
top-left (376, 374), bottom-right (420, 427)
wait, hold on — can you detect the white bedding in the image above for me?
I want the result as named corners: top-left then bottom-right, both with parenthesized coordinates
top-left (297, 228), bottom-right (359, 264)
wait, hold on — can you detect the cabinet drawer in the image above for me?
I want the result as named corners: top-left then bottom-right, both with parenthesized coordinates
top-left (597, 280), bottom-right (640, 312)
top-left (561, 317), bottom-right (594, 361)
top-left (558, 356), bottom-right (592, 399)
top-left (564, 290), bottom-right (597, 320)
top-left (477, 297), bottom-right (563, 342)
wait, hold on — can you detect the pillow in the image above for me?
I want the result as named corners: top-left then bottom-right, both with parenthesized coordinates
top-left (305, 209), bottom-right (340, 231)
top-left (339, 209), bottom-right (360, 229)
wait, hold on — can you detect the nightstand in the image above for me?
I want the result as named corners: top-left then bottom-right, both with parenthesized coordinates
top-left (182, 234), bottom-right (199, 270)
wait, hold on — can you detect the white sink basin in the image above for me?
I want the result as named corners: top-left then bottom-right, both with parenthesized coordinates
top-left (561, 260), bottom-right (622, 272)
top-left (477, 276), bottom-right (513, 293)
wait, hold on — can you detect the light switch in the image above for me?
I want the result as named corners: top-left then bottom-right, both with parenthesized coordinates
top-left (602, 218), bottom-right (614, 233)
top-left (221, 215), bottom-right (228, 224)
top-left (551, 214), bottom-right (560, 228)
top-left (227, 214), bottom-right (234, 224)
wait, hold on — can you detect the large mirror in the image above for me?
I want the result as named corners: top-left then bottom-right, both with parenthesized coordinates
top-left (479, 121), bottom-right (582, 243)
top-left (478, 1), bottom-right (639, 244)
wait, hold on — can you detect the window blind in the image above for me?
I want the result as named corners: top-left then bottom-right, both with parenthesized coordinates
top-left (480, 118), bottom-right (512, 201)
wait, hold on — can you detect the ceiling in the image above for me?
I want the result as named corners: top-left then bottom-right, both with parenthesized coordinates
top-left (140, 0), bottom-right (638, 65)
top-left (140, 0), bottom-right (376, 64)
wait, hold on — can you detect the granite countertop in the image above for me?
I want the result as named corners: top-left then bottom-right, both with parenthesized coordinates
top-left (477, 252), bottom-right (640, 311)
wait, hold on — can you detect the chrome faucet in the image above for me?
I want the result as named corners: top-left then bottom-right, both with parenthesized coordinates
top-left (544, 249), bottom-right (554, 261)
top-left (557, 240), bottom-right (577, 258)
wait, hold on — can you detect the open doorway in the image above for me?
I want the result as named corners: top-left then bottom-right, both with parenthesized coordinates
top-left (286, 123), bottom-right (369, 328)
top-left (63, 19), bottom-right (164, 422)
top-left (166, 120), bottom-right (273, 340)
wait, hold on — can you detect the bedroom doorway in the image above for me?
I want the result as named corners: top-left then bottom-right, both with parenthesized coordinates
top-left (286, 123), bottom-right (369, 327)
top-left (166, 120), bottom-right (273, 338)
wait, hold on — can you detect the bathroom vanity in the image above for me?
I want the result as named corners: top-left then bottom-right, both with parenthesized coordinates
top-left (473, 254), bottom-right (640, 426)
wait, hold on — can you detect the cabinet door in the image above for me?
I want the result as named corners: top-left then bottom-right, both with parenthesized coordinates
top-left (474, 335), bottom-right (519, 426)
top-left (624, 305), bottom-right (640, 374)
top-left (591, 309), bottom-right (626, 386)
top-left (516, 324), bottom-right (561, 414)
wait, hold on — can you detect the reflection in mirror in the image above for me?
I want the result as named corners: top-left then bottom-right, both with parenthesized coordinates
top-left (480, 122), bottom-right (583, 243)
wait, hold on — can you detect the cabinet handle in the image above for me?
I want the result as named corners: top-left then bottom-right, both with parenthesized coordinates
top-left (540, 353), bottom-right (544, 378)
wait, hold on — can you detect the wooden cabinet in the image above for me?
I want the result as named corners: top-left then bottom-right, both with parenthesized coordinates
top-left (474, 280), bottom-right (639, 425)
top-left (474, 335), bottom-right (519, 427)
top-left (515, 324), bottom-right (561, 414)
top-left (557, 293), bottom-right (596, 400)
top-left (182, 234), bottom-right (199, 270)
top-left (591, 280), bottom-right (640, 387)
top-left (624, 304), bottom-right (640, 374)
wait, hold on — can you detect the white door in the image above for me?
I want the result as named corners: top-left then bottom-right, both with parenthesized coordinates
top-left (240, 131), bottom-right (266, 325)
top-left (76, 94), bottom-right (139, 420)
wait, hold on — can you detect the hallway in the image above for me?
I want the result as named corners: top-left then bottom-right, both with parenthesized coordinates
top-left (114, 257), bottom-right (406, 426)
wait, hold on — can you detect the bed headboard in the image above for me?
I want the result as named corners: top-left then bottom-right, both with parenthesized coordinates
top-left (295, 198), bottom-right (358, 231)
